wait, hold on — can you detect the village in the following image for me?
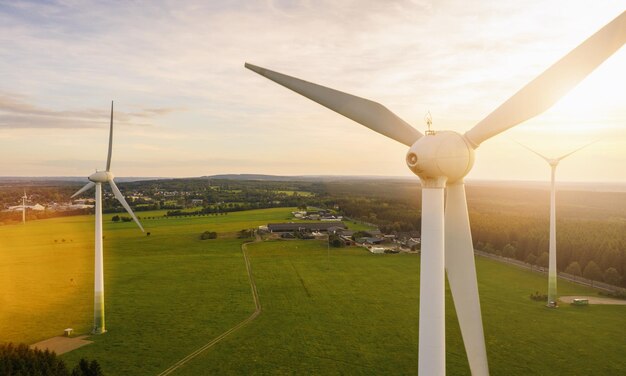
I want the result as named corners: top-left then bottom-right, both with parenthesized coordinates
top-left (258, 210), bottom-right (421, 254)
top-left (1, 191), bottom-right (422, 254)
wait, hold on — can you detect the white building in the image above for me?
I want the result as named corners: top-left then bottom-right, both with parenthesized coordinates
top-left (5, 204), bottom-right (45, 212)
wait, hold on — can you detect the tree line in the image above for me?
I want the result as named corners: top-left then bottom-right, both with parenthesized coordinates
top-left (2, 177), bottom-right (624, 287)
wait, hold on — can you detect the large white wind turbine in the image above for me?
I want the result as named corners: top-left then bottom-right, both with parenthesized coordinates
top-left (246, 11), bottom-right (625, 376)
top-left (517, 141), bottom-right (597, 308)
top-left (72, 101), bottom-right (144, 334)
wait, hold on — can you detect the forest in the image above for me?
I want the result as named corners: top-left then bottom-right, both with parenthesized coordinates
top-left (316, 179), bottom-right (626, 288)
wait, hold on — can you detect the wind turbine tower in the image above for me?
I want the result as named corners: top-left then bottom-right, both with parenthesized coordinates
top-left (72, 101), bottom-right (144, 334)
top-left (517, 141), bottom-right (596, 307)
top-left (246, 11), bottom-right (625, 375)
top-left (21, 190), bottom-right (27, 224)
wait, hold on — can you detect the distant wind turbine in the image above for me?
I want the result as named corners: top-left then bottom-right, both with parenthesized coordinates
top-left (516, 140), bottom-right (597, 307)
top-left (246, 11), bottom-right (625, 376)
top-left (21, 190), bottom-right (27, 224)
top-left (71, 101), bottom-right (144, 334)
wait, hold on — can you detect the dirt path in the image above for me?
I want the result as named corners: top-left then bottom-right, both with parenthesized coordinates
top-left (156, 239), bottom-right (262, 376)
top-left (559, 296), bottom-right (626, 305)
top-left (30, 335), bottom-right (93, 355)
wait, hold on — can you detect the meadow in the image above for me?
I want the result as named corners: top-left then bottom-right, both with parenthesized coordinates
top-left (1, 208), bottom-right (624, 375)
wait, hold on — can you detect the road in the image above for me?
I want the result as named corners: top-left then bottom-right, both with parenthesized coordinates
top-left (156, 238), bottom-right (262, 376)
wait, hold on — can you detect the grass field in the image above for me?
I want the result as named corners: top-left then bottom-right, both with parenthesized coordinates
top-left (174, 241), bottom-right (626, 375)
top-left (273, 190), bottom-right (314, 197)
top-left (1, 209), bottom-right (625, 375)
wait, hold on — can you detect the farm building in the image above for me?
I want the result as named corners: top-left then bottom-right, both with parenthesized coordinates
top-left (326, 225), bottom-right (346, 234)
top-left (267, 222), bottom-right (347, 233)
top-left (357, 237), bottom-right (384, 245)
top-left (5, 204), bottom-right (45, 212)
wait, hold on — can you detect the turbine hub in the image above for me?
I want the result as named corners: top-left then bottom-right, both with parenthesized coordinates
top-left (406, 131), bottom-right (474, 186)
top-left (88, 171), bottom-right (114, 183)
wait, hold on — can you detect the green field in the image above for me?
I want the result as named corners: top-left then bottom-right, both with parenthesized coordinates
top-left (273, 190), bottom-right (314, 197)
top-left (1, 209), bottom-right (625, 375)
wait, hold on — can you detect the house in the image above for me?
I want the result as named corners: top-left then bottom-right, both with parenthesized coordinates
top-left (6, 204), bottom-right (45, 212)
top-left (339, 235), bottom-right (355, 246)
top-left (340, 229), bottom-right (355, 237)
top-left (326, 226), bottom-right (345, 234)
top-left (357, 237), bottom-right (383, 245)
top-left (396, 231), bottom-right (421, 240)
top-left (68, 203), bottom-right (94, 210)
top-left (74, 198), bottom-right (95, 204)
top-left (292, 211), bottom-right (307, 218)
top-left (311, 231), bottom-right (325, 238)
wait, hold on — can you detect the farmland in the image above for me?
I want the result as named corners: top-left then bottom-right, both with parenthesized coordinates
top-left (1, 207), bottom-right (625, 375)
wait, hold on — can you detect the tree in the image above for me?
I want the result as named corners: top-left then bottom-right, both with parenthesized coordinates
top-left (0, 343), bottom-right (69, 375)
top-left (583, 261), bottom-right (603, 281)
top-left (525, 253), bottom-right (537, 265)
top-left (200, 231), bottom-right (217, 240)
top-left (565, 261), bottom-right (582, 276)
top-left (329, 234), bottom-right (345, 248)
top-left (351, 231), bottom-right (372, 241)
top-left (603, 267), bottom-right (622, 286)
top-left (537, 252), bottom-right (549, 268)
top-left (502, 243), bottom-right (516, 258)
top-left (483, 243), bottom-right (495, 254)
top-left (0, 343), bottom-right (103, 376)
top-left (238, 229), bottom-right (253, 239)
top-left (71, 359), bottom-right (104, 376)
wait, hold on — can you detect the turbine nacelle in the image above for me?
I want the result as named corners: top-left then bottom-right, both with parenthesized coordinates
top-left (88, 171), bottom-right (114, 183)
top-left (406, 131), bottom-right (475, 187)
top-left (547, 159), bottom-right (560, 167)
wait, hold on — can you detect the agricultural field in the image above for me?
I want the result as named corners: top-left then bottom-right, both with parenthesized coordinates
top-left (1, 208), bottom-right (625, 375)
top-left (174, 241), bottom-right (626, 376)
top-left (273, 190), bottom-right (315, 197)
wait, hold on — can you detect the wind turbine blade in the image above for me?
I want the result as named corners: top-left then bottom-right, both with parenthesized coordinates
top-left (556, 139), bottom-right (599, 161)
top-left (71, 182), bottom-right (96, 198)
top-left (445, 182), bottom-right (489, 376)
top-left (465, 11), bottom-right (626, 147)
top-left (109, 179), bottom-right (144, 232)
top-left (245, 63), bottom-right (422, 147)
top-left (514, 141), bottom-right (550, 163)
top-left (106, 101), bottom-right (114, 172)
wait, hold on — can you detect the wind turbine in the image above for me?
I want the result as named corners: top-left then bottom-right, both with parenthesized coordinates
top-left (71, 101), bottom-right (144, 334)
top-left (245, 11), bottom-right (625, 376)
top-left (21, 190), bottom-right (27, 224)
top-left (516, 141), bottom-right (597, 308)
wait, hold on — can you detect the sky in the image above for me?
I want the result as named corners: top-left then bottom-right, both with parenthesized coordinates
top-left (0, 0), bottom-right (625, 182)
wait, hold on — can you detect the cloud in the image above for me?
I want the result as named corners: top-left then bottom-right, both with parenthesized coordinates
top-left (0, 93), bottom-right (181, 129)
top-left (0, 1), bottom-right (624, 181)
